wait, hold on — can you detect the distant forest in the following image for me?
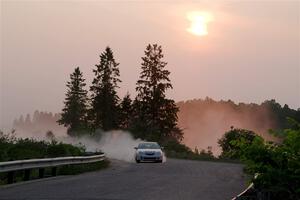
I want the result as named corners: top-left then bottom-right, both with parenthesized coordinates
top-left (12, 111), bottom-right (66, 138)
top-left (178, 98), bottom-right (300, 131)
top-left (12, 98), bottom-right (300, 152)
top-left (177, 98), bottom-right (300, 153)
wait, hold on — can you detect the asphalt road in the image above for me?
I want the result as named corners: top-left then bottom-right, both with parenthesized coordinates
top-left (0, 159), bottom-right (247, 200)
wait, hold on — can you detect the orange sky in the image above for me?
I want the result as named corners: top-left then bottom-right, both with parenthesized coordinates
top-left (1, 1), bottom-right (299, 129)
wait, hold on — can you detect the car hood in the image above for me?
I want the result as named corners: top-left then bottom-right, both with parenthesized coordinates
top-left (137, 149), bottom-right (162, 153)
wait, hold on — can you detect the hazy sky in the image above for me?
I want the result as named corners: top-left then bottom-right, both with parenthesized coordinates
top-left (1, 0), bottom-right (299, 129)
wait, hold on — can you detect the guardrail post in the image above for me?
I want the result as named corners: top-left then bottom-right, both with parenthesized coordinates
top-left (24, 169), bottom-right (31, 181)
top-left (7, 171), bottom-right (14, 184)
top-left (39, 168), bottom-right (45, 178)
top-left (51, 167), bottom-right (57, 176)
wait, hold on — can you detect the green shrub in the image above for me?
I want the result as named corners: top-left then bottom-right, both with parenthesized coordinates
top-left (163, 139), bottom-right (216, 161)
top-left (46, 141), bottom-right (84, 157)
top-left (218, 127), bottom-right (256, 159)
top-left (228, 120), bottom-right (300, 200)
top-left (7, 138), bottom-right (48, 160)
top-left (0, 132), bottom-right (85, 162)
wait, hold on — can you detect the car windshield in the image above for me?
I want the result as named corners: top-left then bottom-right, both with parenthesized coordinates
top-left (138, 143), bottom-right (160, 149)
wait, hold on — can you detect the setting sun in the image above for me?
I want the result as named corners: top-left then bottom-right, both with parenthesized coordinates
top-left (186, 11), bottom-right (213, 36)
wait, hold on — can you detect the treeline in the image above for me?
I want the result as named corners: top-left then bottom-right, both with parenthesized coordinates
top-left (12, 111), bottom-right (65, 137)
top-left (58, 44), bottom-right (182, 144)
top-left (13, 111), bottom-right (61, 130)
top-left (13, 95), bottom-right (299, 154)
top-left (177, 97), bottom-right (300, 153)
top-left (178, 98), bottom-right (300, 131)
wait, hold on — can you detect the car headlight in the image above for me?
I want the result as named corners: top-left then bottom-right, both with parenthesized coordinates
top-left (156, 151), bottom-right (162, 156)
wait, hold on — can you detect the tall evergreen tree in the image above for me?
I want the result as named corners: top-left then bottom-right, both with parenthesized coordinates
top-left (89, 47), bottom-right (121, 131)
top-left (132, 44), bottom-right (183, 142)
top-left (58, 67), bottom-right (88, 136)
top-left (119, 93), bottom-right (133, 129)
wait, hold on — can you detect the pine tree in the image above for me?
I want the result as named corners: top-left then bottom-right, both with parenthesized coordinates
top-left (33, 110), bottom-right (40, 123)
top-left (119, 93), bottom-right (133, 129)
top-left (18, 115), bottom-right (24, 128)
top-left (133, 44), bottom-right (183, 142)
top-left (89, 47), bottom-right (121, 131)
top-left (24, 114), bottom-right (31, 130)
top-left (58, 67), bottom-right (88, 136)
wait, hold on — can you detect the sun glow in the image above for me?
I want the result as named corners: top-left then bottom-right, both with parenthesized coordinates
top-left (186, 11), bottom-right (213, 36)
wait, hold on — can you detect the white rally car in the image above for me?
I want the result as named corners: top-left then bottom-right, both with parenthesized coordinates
top-left (134, 142), bottom-right (164, 163)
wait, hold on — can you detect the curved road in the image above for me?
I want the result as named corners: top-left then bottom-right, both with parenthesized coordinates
top-left (0, 159), bottom-right (247, 200)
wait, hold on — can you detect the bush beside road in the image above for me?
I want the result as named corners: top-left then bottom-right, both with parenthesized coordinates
top-left (0, 132), bottom-right (109, 185)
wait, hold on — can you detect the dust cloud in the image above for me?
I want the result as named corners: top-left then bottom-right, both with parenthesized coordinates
top-left (8, 128), bottom-right (145, 162)
top-left (177, 99), bottom-right (278, 155)
top-left (9, 99), bottom-right (280, 157)
top-left (61, 130), bottom-right (144, 162)
top-left (59, 131), bottom-right (167, 163)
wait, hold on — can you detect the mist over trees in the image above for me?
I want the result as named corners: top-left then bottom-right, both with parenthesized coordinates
top-left (14, 96), bottom-right (300, 154)
top-left (177, 98), bottom-right (300, 153)
top-left (12, 111), bottom-right (65, 137)
top-left (9, 44), bottom-right (299, 198)
top-left (12, 44), bottom-right (300, 150)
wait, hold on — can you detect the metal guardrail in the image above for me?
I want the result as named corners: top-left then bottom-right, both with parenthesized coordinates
top-left (0, 154), bottom-right (105, 173)
top-left (232, 182), bottom-right (254, 200)
top-left (231, 174), bottom-right (259, 200)
top-left (0, 154), bottom-right (105, 184)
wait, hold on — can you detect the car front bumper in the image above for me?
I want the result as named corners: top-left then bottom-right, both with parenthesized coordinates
top-left (136, 155), bottom-right (163, 162)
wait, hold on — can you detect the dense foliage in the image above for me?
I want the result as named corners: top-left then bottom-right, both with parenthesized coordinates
top-left (220, 119), bottom-right (300, 199)
top-left (0, 131), bottom-right (85, 162)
